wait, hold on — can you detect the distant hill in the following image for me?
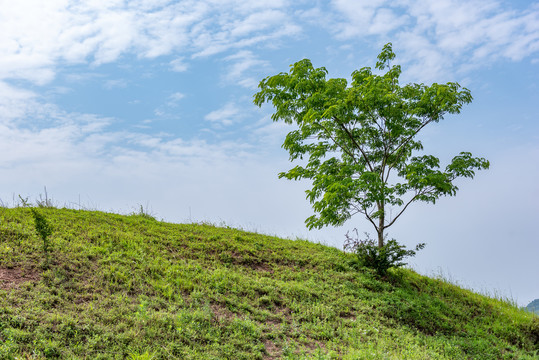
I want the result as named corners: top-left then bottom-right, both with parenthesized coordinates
top-left (0, 207), bottom-right (538, 359)
top-left (526, 299), bottom-right (539, 315)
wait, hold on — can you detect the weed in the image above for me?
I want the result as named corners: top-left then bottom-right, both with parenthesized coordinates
top-left (131, 204), bottom-right (156, 221)
top-left (17, 195), bottom-right (30, 207)
top-left (36, 186), bottom-right (55, 208)
top-left (29, 208), bottom-right (53, 265)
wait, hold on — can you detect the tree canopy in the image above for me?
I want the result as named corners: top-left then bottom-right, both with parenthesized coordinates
top-left (254, 43), bottom-right (489, 248)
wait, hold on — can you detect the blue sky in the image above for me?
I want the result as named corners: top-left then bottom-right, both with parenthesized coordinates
top-left (1, 0), bottom-right (538, 306)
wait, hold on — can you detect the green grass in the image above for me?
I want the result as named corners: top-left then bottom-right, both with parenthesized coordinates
top-left (0, 207), bottom-right (537, 359)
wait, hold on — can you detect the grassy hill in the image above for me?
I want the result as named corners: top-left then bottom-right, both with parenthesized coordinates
top-left (0, 207), bottom-right (537, 359)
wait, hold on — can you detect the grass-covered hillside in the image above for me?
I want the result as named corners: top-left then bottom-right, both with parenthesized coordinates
top-left (0, 207), bottom-right (537, 359)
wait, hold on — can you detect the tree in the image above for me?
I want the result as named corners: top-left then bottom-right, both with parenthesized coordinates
top-left (254, 43), bottom-right (489, 248)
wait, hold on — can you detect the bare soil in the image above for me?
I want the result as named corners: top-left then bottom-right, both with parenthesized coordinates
top-left (0, 267), bottom-right (39, 290)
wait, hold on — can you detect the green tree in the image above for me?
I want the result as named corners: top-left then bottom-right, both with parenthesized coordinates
top-left (254, 43), bottom-right (489, 248)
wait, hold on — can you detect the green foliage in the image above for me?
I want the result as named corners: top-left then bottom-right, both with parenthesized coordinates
top-left (29, 208), bottom-right (53, 255)
top-left (0, 208), bottom-right (537, 359)
top-left (254, 43), bottom-right (489, 247)
top-left (345, 230), bottom-right (424, 275)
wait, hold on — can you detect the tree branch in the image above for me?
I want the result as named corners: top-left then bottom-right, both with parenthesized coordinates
top-left (389, 117), bottom-right (434, 160)
top-left (384, 193), bottom-right (420, 229)
top-left (315, 120), bottom-right (361, 166)
top-left (385, 185), bottom-right (437, 229)
top-left (384, 165), bottom-right (392, 183)
top-left (364, 209), bottom-right (377, 230)
top-left (332, 116), bottom-right (375, 172)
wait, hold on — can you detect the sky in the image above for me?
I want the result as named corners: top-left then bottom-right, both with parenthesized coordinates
top-left (0, 0), bottom-right (538, 306)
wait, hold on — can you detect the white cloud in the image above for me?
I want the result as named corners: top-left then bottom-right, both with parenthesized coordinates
top-left (223, 50), bottom-right (270, 88)
top-left (103, 79), bottom-right (128, 90)
top-left (0, 99), bottom-right (276, 229)
top-left (0, 81), bottom-right (37, 122)
top-left (331, 0), bottom-right (408, 37)
top-left (170, 57), bottom-right (188, 72)
top-left (369, 8), bottom-right (409, 35)
top-left (226, 9), bottom-right (287, 38)
top-left (189, 4), bottom-right (301, 57)
top-left (167, 92), bottom-right (185, 106)
top-left (0, 0), bottom-right (302, 85)
top-left (2, 0), bottom-right (538, 87)
top-left (250, 115), bottom-right (291, 148)
top-left (0, 113), bottom-right (113, 168)
top-left (204, 103), bottom-right (240, 126)
top-left (329, 0), bottom-right (539, 82)
top-left (0, 92), bottom-right (255, 176)
top-left (395, 33), bottom-right (451, 83)
top-left (153, 92), bottom-right (186, 118)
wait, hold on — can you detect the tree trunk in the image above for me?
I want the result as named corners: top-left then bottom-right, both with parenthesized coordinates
top-left (377, 204), bottom-right (385, 248)
top-left (377, 224), bottom-right (384, 248)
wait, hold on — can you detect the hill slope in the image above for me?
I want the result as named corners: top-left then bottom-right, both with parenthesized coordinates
top-left (527, 299), bottom-right (539, 315)
top-left (0, 207), bottom-right (537, 359)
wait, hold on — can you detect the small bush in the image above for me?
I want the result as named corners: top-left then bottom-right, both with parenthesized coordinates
top-left (345, 229), bottom-right (424, 276)
top-left (30, 208), bottom-right (53, 255)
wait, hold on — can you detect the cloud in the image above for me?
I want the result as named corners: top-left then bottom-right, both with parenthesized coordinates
top-left (0, 113), bottom-right (113, 169)
top-left (2, 1), bottom-right (538, 88)
top-left (0, 91), bottom-right (256, 177)
top-left (0, 81), bottom-right (38, 122)
top-left (250, 115), bottom-right (291, 148)
top-left (166, 92), bottom-right (185, 106)
top-left (204, 102), bottom-right (240, 126)
top-left (152, 92), bottom-right (186, 119)
top-left (223, 50), bottom-right (270, 88)
top-left (0, 0), bottom-right (302, 85)
top-left (103, 79), bottom-right (128, 90)
top-left (227, 9), bottom-right (288, 38)
top-left (170, 57), bottom-right (188, 72)
top-left (329, 0), bottom-right (539, 82)
top-left (331, 0), bottom-right (409, 37)
top-left (0, 101), bottom-right (277, 229)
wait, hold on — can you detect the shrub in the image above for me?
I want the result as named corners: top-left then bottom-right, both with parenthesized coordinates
top-left (30, 208), bottom-right (53, 255)
top-left (344, 229), bottom-right (424, 276)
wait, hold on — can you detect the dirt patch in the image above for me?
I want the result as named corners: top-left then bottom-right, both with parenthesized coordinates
top-left (0, 267), bottom-right (40, 290)
top-left (302, 339), bottom-right (326, 352)
top-left (263, 338), bottom-right (281, 359)
top-left (252, 262), bottom-right (273, 273)
top-left (210, 302), bottom-right (238, 322)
